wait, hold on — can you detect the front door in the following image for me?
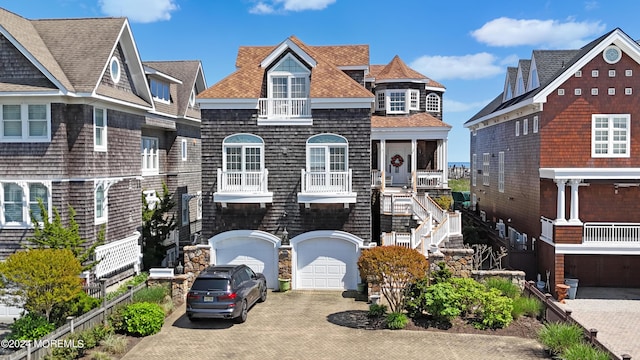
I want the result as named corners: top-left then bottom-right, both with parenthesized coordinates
top-left (386, 143), bottom-right (411, 186)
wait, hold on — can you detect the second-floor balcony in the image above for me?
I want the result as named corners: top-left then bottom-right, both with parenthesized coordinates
top-left (371, 169), bottom-right (446, 191)
top-left (213, 169), bottom-right (273, 207)
top-left (298, 169), bottom-right (357, 207)
top-left (540, 216), bottom-right (640, 254)
top-left (258, 98), bottom-right (311, 119)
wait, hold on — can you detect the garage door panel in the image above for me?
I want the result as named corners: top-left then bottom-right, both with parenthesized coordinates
top-left (215, 238), bottom-right (278, 289)
top-left (295, 239), bottom-right (359, 290)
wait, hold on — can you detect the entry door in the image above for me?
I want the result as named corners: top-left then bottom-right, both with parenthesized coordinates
top-left (386, 143), bottom-right (410, 185)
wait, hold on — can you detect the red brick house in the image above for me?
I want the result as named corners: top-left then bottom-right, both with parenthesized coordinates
top-left (465, 28), bottom-right (640, 290)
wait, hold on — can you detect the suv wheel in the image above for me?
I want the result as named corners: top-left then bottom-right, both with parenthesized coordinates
top-left (235, 300), bottom-right (248, 323)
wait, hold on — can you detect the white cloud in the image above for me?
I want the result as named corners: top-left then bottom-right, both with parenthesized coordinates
top-left (410, 53), bottom-right (504, 80)
top-left (249, 0), bottom-right (335, 14)
top-left (444, 98), bottom-right (493, 113)
top-left (471, 17), bottom-right (605, 48)
top-left (99, 0), bottom-right (178, 23)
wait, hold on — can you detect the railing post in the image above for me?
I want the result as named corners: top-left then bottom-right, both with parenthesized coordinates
top-left (100, 278), bottom-right (107, 326)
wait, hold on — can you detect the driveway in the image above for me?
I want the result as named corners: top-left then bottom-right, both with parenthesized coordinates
top-left (122, 291), bottom-right (545, 360)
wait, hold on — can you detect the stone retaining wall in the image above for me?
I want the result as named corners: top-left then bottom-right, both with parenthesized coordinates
top-left (471, 270), bottom-right (527, 289)
top-left (428, 248), bottom-right (473, 278)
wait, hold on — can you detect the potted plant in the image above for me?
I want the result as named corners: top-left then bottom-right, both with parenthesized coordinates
top-left (278, 278), bottom-right (291, 292)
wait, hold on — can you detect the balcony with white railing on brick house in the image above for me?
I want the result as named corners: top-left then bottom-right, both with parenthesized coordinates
top-left (213, 169), bottom-right (273, 206)
top-left (297, 169), bottom-right (357, 206)
top-left (540, 216), bottom-right (640, 254)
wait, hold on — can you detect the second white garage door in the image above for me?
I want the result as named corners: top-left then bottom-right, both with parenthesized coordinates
top-left (213, 236), bottom-right (278, 289)
top-left (295, 237), bottom-right (360, 290)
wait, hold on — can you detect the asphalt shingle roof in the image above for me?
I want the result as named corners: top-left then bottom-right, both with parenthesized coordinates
top-left (144, 60), bottom-right (203, 117)
top-left (372, 112), bottom-right (451, 128)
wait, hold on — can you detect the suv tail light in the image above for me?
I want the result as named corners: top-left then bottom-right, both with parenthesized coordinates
top-left (187, 292), bottom-right (200, 300)
top-left (217, 292), bottom-right (237, 301)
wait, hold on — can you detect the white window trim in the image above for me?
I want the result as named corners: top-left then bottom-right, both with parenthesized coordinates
top-left (110, 56), bottom-right (121, 84)
top-left (0, 180), bottom-right (52, 228)
top-left (591, 114), bottom-right (631, 158)
top-left (533, 116), bottom-right (539, 133)
top-left (515, 120), bottom-right (520, 136)
top-left (386, 90), bottom-right (408, 114)
top-left (95, 182), bottom-right (108, 225)
top-left (498, 152), bottom-right (505, 193)
top-left (306, 135), bottom-right (349, 172)
top-left (267, 54), bottom-right (310, 99)
top-left (523, 119), bottom-right (529, 135)
top-left (558, 89), bottom-right (565, 96)
top-left (222, 134), bottom-right (265, 173)
top-left (94, 108), bottom-right (107, 152)
top-left (181, 139), bottom-right (187, 161)
top-left (471, 153), bottom-right (477, 187)
top-left (150, 78), bottom-right (171, 104)
top-left (409, 89), bottom-right (420, 110)
top-left (141, 136), bottom-right (160, 175)
top-left (0, 103), bottom-right (51, 143)
top-left (426, 93), bottom-right (440, 112)
top-left (482, 153), bottom-right (490, 186)
top-left (592, 70), bottom-right (599, 78)
top-left (377, 89), bottom-right (423, 114)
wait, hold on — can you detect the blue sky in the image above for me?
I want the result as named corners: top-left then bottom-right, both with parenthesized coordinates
top-left (1, 0), bottom-right (639, 161)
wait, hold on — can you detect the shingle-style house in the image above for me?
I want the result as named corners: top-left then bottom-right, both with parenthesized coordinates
top-left (198, 36), bottom-right (458, 290)
top-left (465, 28), bottom-right (640, 290)
top-left (0, 8), bottom-right (205, 285)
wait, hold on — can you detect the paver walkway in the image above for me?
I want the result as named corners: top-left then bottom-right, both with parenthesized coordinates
top-left (122, 291), bottom-right (546, 360)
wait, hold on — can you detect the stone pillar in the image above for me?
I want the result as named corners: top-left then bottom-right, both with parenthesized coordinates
top-left (278, 246), bottom-right (292, 280)
top-left (568, 179), bottom-right (582, 224)
top-left (183, 244), bottom-right (211, 290)
top-left (554, 179), bottom-right (567, 224)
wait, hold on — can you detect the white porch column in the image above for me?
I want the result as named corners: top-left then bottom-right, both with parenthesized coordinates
top-left (568, 179), bottom-right (582, 224)
top-left (380, 140), bottom-right (386, 173)
top-left (411, 139), bottom-right (417, 173)
top-left (555, 179), bottom-right (567, 224)
top-left (441, 139), bottom-right (448, 188)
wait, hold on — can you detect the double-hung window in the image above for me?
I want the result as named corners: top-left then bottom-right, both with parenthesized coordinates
top-left (592, 114), bottom-right (630, 157)
top-left (94, 108), bottom-right (107, 151)
top-left (306, 134), bottom-right (348, 191)
top-left (482, 153), bottom-right (490, 186)
top-left (141, 137), bottom-right (159, 175)
top-left (1, 181), bottom-right (51, 228)
top-left (222, 134), bottom-right (264, 192)
top-left (375, 89), bottom-right (425, 114)
top-left (1, 103), bottom-right (50, 142)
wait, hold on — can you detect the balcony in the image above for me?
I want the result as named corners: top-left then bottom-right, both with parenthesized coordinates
top-left (297, 169), bottom-right (357, 207)
top-left (540, 217), bottom-right (640, 254)
top-left (258, 98), bottom-right (311, 124)
top-left (371, 169), bottom-right (446, 191)
top-left (213, 169), bottom-right (273, 207)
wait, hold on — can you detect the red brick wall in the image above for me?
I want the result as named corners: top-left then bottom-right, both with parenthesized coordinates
top-left (554, 225), bottom-right (583, 244)
top-left (540, 52), bottom-right (640, 168)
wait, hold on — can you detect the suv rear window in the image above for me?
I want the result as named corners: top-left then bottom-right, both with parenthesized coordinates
top-left (191, 278), bottom-right (229, 291)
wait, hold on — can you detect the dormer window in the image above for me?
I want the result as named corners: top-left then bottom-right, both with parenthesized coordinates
top-left (375, 89), bottom-right (422, 114)
top-left (259, 54), bottom-right (312, 121)
top-left (150, 78), bottom-right (170, 103)
top-left (528, 68), bottom-right (539, 91)
top-left (516, 74), bottom-right (525, 96)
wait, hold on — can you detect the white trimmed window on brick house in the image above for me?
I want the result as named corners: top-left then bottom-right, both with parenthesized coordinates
top-left (1, 103), bottom-right (50, 142)
top-left (94, 107), bottom-right (107, 151)
top-left (0, 181), bottom-right (51, 228)
top-left (533, 116), bottom-right (539, 133)
top-left (592, 114), bottom-right (630, 158)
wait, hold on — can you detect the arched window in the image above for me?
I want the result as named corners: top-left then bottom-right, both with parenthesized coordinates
top-left (223, 134), bottom-right (264, 172)
top-left (426, 93), bottom-right (440, 112)
top-left (306, 134), bottom-right (348, 173)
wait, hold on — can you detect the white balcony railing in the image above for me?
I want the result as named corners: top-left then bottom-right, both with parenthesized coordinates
top-left (414, 170), bottom-right (444, 188)
top-left (258, 98), bottom-right (311, 118)
top-left (217, 169), bottom-right (269, 193)
top-left (300, 169), bottom-right (352, 193)
top-left (541, 217), bottom-right (554, 241)
top-left (583, 222), bottom-right (640, 243)
top-left (94, 232), bottom-right (141, 279)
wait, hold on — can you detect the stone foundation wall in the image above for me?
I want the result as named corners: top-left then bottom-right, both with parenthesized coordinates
top-left (147, 273), bottom-right (195, 305)
top-left (471, 270), bottom-right (527, 289)
top-left (428, 248), bottom-right (473, 278)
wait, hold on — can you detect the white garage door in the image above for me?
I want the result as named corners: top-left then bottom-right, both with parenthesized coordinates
top-left (215, 238), bottom-right (278, 289)
top-left (296, 237), bottom-right (359, 290)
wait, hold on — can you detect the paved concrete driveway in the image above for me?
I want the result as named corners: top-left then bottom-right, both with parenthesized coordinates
top-left (122, 291), bottom-right (545, 360)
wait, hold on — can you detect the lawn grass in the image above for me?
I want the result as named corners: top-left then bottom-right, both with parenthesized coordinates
top-left (449, 178), bottom-right (470, 192)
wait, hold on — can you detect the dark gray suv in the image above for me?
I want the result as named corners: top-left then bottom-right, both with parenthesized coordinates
top-left (186, 264), bottom-right (267, 323)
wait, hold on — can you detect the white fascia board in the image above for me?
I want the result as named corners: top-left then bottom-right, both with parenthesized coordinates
top-left (91, 92), bottom-right (153, 112)
top-left (260, 38), bottom-right (317, 68)
top-left (540, 167), bottom-right (640, 180)
top-left (463, 97), bottom-right (537, 129)
top-left (0, 90), bottom-right (66, 97)
top-left (425, 85), bottom-right (446, 92)
top-left (372, 127), bottom-right (450, 141)
top-left (337, 65), bottom-right (368, 71)
top-left (555, 242), bottom-right (640, 255)
top-left (197, 98), bottom-right (259, 110)
top-left (534, 30), bottom-right (640, 103)
top-left (375, 78), bottom-right (429, 84)
top-left (310, 97), bottom-right (373, 109)
top-left (144, 66), bottom-right (183, 84)
top-left (0, 26), bottom-right (69, 94)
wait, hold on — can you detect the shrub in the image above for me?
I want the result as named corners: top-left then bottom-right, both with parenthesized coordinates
top-left (448, 278), bottom-right (485, 316)
top-left (92, 324), bottom-right (114, 343)
top-left (7, 312), bottom-right (55, 341)
top-left (538, 322), bottom-right (584, 355)
top-left (561, 342), bottom-right (610, 360)
top-left (423, 281), bottom-right (462, 321)
top-left (434, 196), bottom-right (453, 211)
top-left (476, 288), bottom-right (513, 329)
top-left (47, 331), bottom-right (84, 359)
top-left (484, 277), bottom-right (520, 299)
top-left (431, 262), bottom-right (452, 284)
top-left (101, 333), bottom-right (129, 355)
top-left (385, 312), bottom-right (409, 330)
top-left (404, 277), bottom-right (430, 317)
top-left (118, 302), bottom-right (165, 336)
top-left (90, 351), bottom-right (113, 360)
top-left (367, 304), bottom-right (388, 318)
top-left (108, 305), bottom-right (126, 331)
top-left (357, 246), bottom-right (429, 313)
top-left (512, 296), bottom-right (543, 319)
top-left (132, 285), bottom-right (169, 304)
top-left (105, 273), bottom-right (149, 301)
top-left (50, 291), bottom-right (101, 325)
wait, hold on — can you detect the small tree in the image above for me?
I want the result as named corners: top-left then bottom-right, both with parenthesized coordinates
top-left (142, 183), bottom-right (176, 269)
top-left (0, 249), bottom-right (82, 322)
top-left (27, 200), bottom-right (104, 271)
top-left (357, 246), bottom-right (429, 313)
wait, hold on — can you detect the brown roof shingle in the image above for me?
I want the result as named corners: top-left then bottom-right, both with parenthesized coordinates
top-left (144, 60), bottom-right (203, 118)
top-left (372, 112), bottom-right (451, 128)
top-left (370, 56), bottom-right (445, 89)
